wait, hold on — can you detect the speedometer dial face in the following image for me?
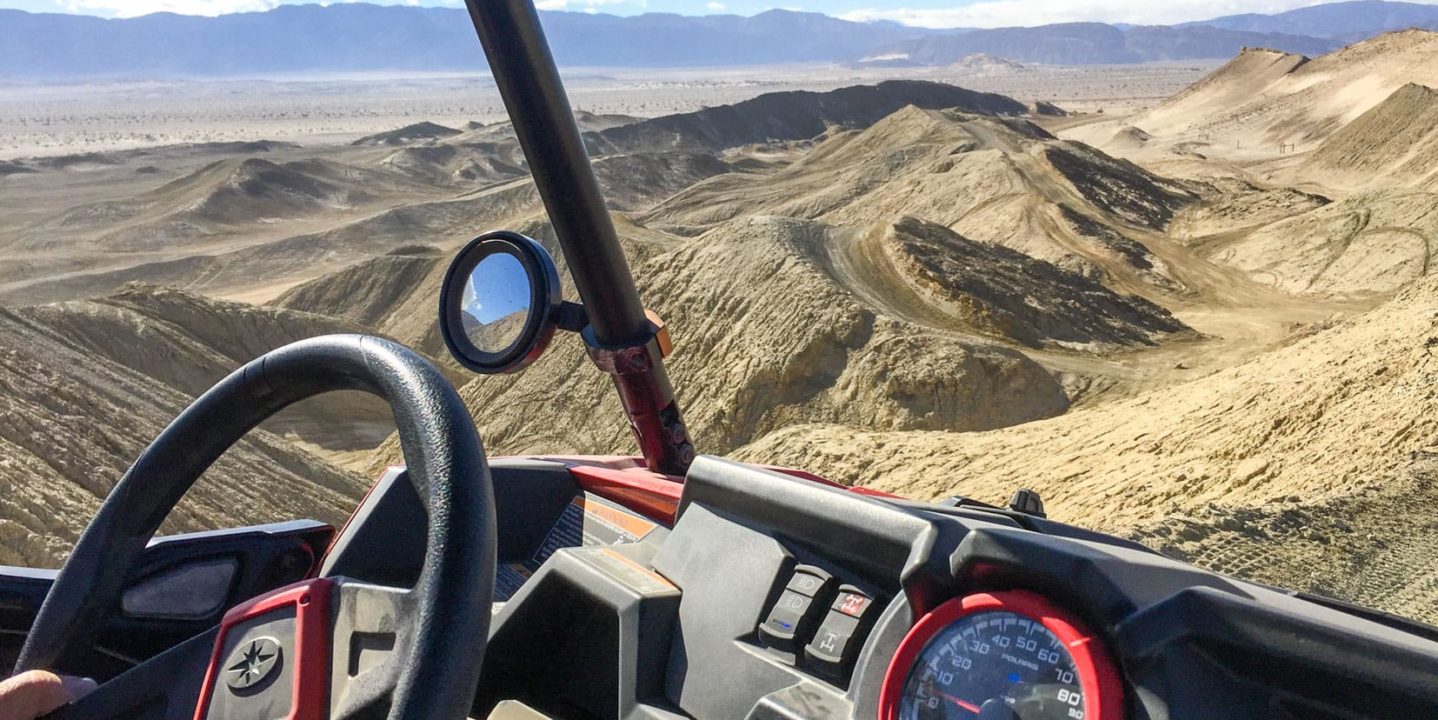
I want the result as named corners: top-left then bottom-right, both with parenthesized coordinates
top-left (901, 610), bottom-right (1081, 719)
top-left (882, 592), bottom-right (1122, 720)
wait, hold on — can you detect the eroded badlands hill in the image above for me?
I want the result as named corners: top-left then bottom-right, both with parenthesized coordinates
top-left (0, 286), bottom-right (371, 566)
top-left (643, 106), bottom-right (1197, 296)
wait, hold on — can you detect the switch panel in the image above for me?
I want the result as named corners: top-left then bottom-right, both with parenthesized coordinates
top-left (758, 565), bottom-right (834, 653)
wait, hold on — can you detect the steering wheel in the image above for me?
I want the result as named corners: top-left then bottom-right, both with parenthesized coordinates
top-left (13, 335), bottom-right (496, 720)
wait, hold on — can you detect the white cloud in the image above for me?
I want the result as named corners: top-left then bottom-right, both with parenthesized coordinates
top-left (838, 0), bottom-right (1421, 29)
top-left (706, 1), bottom-right (725, 9)
top-left (64, 0), bottom-right (280, 16)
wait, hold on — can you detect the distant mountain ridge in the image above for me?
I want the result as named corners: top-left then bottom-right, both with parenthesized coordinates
top-left (0, 1), bottom-right (1433, 78)
top-left (863, 22), bottom-right (1342, 66)
top-left (1188, 0), bottom-right (1438, 41)
top-left (0, 4), bottom-right (929, 77)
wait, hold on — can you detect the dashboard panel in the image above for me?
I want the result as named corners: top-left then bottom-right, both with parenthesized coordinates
top-left (332, 455), bottom-right (1438, 720)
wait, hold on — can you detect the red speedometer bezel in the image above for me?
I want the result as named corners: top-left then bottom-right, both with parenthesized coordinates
top-left (879, 591), bottom-right (1123, 720)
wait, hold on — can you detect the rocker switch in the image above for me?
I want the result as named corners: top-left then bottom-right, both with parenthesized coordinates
top-left (804, 585), bottom-right (878, 681)
top-left (759, 565), bottom-right (834, 653)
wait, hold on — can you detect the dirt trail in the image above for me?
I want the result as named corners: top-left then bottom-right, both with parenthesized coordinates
top-left (809, 112), bottom-right (1371, 401)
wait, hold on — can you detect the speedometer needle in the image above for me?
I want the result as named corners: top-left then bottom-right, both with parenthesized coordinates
top-left (936, 690), bottom-right (982, 714)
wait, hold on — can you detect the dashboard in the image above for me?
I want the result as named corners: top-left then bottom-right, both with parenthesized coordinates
top-left (324, 455), bottom-right (1438, 720)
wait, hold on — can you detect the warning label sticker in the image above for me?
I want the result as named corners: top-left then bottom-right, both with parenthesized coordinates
top-left (495, 493), bottom-right (659, 600)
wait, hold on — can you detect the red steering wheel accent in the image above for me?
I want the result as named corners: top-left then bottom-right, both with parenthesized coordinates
top-left (192, 577), bottom-right (334, 720)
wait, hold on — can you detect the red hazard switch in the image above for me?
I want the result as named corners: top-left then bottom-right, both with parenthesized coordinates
top-left (837, 590), bottom-right (871, 618)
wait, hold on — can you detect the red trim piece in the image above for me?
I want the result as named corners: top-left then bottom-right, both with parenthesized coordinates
top-left (193, 578), bottom-right (334, 720)
top-left (879, 591), bottom-right (1124, 720)
top-left (565, 463), bottom-right (683, 525)
top-left (325, 457), bottom-right (903, 538)
top-left (549, 456), bottom-right (905, 525)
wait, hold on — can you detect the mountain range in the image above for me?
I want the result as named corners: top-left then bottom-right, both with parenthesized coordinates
top-left (1188, 0), bottom-right (1438, 40)
top-left (1, 0), bottom-right (1437, 77)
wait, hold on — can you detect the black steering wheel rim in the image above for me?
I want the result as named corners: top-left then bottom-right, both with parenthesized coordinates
top-left (15, 334), bottom-right (496, 720)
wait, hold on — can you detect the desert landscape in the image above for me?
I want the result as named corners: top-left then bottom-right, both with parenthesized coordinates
top-left (4, 4), bottom-right (1438, 624)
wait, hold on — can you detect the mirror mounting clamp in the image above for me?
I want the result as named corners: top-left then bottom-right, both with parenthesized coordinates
top-left (582, 323), bottom-right (695, 476)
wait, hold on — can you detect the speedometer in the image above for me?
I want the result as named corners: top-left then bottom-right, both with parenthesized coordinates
top-left (880, 591), bottom-right (1122, 720)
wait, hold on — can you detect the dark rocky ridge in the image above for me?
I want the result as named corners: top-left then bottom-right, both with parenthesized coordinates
top-left (586, 80), bottom-right (1028, 153)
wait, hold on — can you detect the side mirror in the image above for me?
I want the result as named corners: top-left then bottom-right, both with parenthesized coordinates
top-left (439, 231), bottom-right (564, 374)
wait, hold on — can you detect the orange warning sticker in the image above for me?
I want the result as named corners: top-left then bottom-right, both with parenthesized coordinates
top-left (575, 495), bottom-right (657, 540)
top-left (494, 492), bottom-right (661, 600)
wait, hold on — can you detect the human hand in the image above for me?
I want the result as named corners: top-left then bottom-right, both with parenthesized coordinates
top-left (0, 671), bottom-right (96, 720)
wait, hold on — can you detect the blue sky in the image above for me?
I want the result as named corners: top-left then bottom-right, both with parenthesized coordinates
top-left (3, 0), bottom-right (1434, 28)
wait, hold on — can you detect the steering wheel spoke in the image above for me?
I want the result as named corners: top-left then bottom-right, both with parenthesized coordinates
top-left (327, 581), bottom-right (414, 720)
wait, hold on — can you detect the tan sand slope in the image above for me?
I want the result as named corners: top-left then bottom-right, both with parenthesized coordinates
top-left (378, 143), bottom-right (526, 187)
top-left (1299, 83), bottom-right (1438, 192)
top-left (0, 142), bottom-right (737, 307)
top-left (11, 157), bottom-right (426, 255)
top-left (1071, 30), bottom-right (1438, 162)
top-left (736, 268), bottom-right (1438, 535)
top-left (274, 246), bottom-right (444, 329)
top-left (1170, 177), bottom-right (1331, 240)
top-left (1204, 189), bottom-right (1438, 296)
top-left (0, 293), bottom-right (367, 567)
top-left (735, 272), bottom-right (1438, 619)
top-left (273, 247), bottom-right (450, 357)
top-left (16, 283), bottom-right (409, 450)
top-left (267, 212), bottom-right (690, 357)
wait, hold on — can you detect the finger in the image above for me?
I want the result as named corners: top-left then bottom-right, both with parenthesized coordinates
top-left (0, 670), bottom-right (93, 720)
top-left (57, 676), bottom-right (97, 703)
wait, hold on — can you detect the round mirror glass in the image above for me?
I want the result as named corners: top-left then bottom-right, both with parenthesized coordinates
top-left (460, 252), bottom-right (533, 354)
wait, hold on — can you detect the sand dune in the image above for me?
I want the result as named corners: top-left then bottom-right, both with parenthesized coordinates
top-left (1071, 30), bottom-right (1438, 163)
top-left (379, 144), bottom-right (526, 186)
top-left (13, 156), bottom-right (422, 255)
top-left (357, 214), bottom-right (1074, 472)
top-left (1299, 82), bottom-right (1438, 191)
top-left (353, 121), bottom-right (463, 147)
top-left (14, 284), bottom-right (410, 451)
top-left (847, 216), bottom-right (1188, 349)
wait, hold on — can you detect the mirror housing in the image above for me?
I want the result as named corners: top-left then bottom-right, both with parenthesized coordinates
top-left (439, 231), bottom-right (564, 374)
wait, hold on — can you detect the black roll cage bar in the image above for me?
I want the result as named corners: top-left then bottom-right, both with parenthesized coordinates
top-left (461, 0), bottom-right (695, 475)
